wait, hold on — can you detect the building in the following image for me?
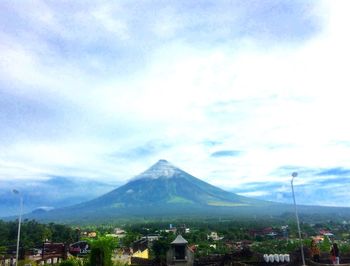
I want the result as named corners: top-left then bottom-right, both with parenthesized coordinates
top-left (129, 239), bottom-right (149, 265)
top-left (166, 235), bottom-right (194, 266)
top-left (208, 232), bottom-right (224, 241)
top-left (131, 245), bottom-right (149, 260)
top-left (87, 232), bottom-right (97, 238)
top-left (165, 228), bottom-right (178, 234)
top-left (141, 234), bottom-right (160, 242)
top-left (114, 228), bottom-right (126, 238)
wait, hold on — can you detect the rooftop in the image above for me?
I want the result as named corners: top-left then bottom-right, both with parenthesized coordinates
top-left (171, 235), bottom-right (188, 245)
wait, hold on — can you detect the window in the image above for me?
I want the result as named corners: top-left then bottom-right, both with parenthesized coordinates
top-left (174, 246), bottom-right (185, 260)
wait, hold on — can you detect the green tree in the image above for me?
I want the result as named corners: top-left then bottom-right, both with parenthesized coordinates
top-left (152, 238), bottom-right (170, 262)
top-left (87, 236), bottom-right (118, 266)
top-left (120, 231), bottom-right (140, 248)
top-left (320, 236), bottom-right (331, 252)
top-left (339, 243), bottom-right (350, 255)
top-left (151, 233), bottom-right (175, 263)
top-left (0, 219), bottom-right (75, 248)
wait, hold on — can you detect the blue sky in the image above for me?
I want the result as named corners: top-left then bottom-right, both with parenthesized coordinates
top-left (1, 0), bottom-right (350, 208)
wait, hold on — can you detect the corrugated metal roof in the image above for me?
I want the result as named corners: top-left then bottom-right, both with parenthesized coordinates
top-left (171, 235), bottom-right (188, 244)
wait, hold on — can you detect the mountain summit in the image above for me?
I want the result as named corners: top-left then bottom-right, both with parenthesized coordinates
top-left (27, 160), bottom-right (277, 222)
top-left (80, 159), bottom-right (262, 208)
top-left (132, 159), bottom-right (181, 180)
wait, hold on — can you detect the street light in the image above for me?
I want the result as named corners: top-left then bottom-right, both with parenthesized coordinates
top-left (291, 172), bottom-right (306, 266)
top-left (13, 189), bottom-right (23, 266)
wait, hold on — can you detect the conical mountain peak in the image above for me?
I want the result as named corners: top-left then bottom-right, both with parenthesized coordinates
top-left (27, 160), bottom-right (272, 222)
top-left (132, 159), bottom-right (181, 180)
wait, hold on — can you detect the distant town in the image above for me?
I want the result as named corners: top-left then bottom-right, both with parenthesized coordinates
top-left (1, 218), bottom-right (350, 266)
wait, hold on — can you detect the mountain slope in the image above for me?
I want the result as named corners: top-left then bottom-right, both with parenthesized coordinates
top-left (22, 160), bottom-right (274, 222)
top-left (77, 159), bottom-right (265, 209)
top-left (25, 160), bottom-right (350, 223)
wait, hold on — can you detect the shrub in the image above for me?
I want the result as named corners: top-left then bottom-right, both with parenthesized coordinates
top-left (18, 259), bottom-right (38, 266)
top-left (59, 257), bottom-right (84, 266)
top-left (59, 260), bottom-right (77, 266)
top-left (87, 236), bottom-right (118, 266)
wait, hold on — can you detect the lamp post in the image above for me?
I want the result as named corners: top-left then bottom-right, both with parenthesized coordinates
top-left (13, 189), bottom-right (23, 266)
top-left (291, 172), bottom-right (306, 266)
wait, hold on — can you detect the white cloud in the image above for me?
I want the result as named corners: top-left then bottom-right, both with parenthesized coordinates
top-left (237, 191), bottom-right (270, 197)
top-left (91, 4), bottom-right (130, 40)
top-left (1, 0), bottom-right (350, 207)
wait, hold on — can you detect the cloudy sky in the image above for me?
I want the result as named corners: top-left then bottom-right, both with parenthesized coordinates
top-left (1, 0), bottom-right (350, 208)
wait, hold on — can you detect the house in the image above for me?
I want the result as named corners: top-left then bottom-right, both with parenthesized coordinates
top-left (82, 231), bottom-right (97, 238)
top-left (208, 232), bottom-right (224, 241)
top-left (166, 235), bottom-right (194, 266)
top-left (249, 227), bottom-right (275, 238)
top-left (281, 225), bottom-right (289, 239)
top-left (262, 227), bottom-right (274, 235)
top-left (115, 228), bottom-right (125, 234)
top-left (129, 239), bottom-right (149, 264)
top-left (266, 232), bottom-right (278, 238)
top-left (165, 228), bottom-right (178, 234)
top-left (319, 229), bottom-right (332, 236)
top-left (131, 248), bottom-right (148, 259)
top-left (231, 240), bottom-right (253, 251)
top-left (132, 239), bottom-right (148, 254)
top-left (87, 232), bottom-right (97, 238)
top-left (114, 228), bottom-right (126, 238)
top-left (312, 235), bottom-right (324, 243)
top-left (177, 225), bottom-right (190, 235)
top-left (141, 234), bottom-right (160, 242)
top-left (323, 232), bottom-right (334, 237)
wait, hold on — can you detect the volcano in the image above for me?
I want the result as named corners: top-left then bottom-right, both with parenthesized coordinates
top-left (25, 160), bottom-right (279, 222)
top-left (78, 159), bottom-right (265, 209)
top-left (27, 159), bottom-right (350, 223)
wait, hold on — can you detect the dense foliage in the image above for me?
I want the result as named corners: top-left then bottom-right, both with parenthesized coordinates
top-left (87, 236), bottom-right (118, 266)
top-left (151, 232), bottom-right (175, 262)
top-left (0, 219), bottom-right (78, 248)
top-left (2, 217), bottom-right (350, 265)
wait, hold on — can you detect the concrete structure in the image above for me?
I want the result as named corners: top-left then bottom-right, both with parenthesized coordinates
top-left (113, 228), bottom-right (126, 238)
top-left (166, 235), bottom-right (194, 266)
top-left (141, 234), bottom-right (160, 242)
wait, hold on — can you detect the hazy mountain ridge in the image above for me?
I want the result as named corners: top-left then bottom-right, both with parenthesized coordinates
top-left (20, 160), bottom-right (278, 222)
top-left (0, 176), bottom-right (116, 217)
top-left (5, 160), bottom-right (350, 223)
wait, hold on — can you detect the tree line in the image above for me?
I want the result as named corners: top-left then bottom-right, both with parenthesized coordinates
top-left (0, 219), bottom-right (78, 249)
